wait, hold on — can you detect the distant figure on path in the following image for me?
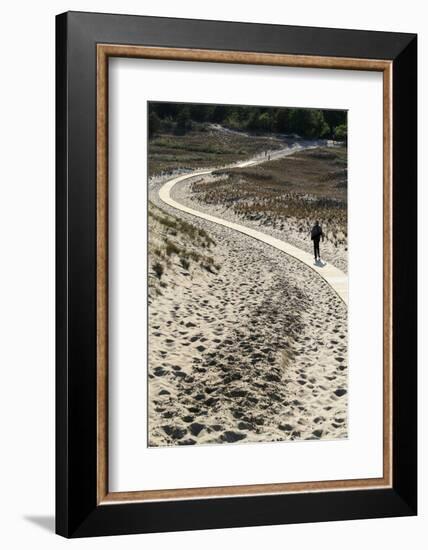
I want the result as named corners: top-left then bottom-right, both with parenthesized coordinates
top-left (310, 221), bottom-right (324, 261)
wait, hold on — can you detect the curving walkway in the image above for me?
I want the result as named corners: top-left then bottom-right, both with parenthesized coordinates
top-left (158, 154), bottom-right (348, 306)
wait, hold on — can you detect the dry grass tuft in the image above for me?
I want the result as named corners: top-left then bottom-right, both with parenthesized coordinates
top-left (148, 202), bottom-right (221, 301)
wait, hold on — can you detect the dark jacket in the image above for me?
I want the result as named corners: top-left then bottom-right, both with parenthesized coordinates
top-left (311, 224), bottom-right (324, 241)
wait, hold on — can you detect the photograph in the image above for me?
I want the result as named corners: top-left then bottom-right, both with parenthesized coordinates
top-left (0, 0), bottom-right (420, 544)
top-left (147, 101), bottom-right (348, 447)
top-left (50, 6), bottom-right (417, 541)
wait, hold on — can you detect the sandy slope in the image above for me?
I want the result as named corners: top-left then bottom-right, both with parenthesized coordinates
top-left (148, 163), bottom-right (348, 447)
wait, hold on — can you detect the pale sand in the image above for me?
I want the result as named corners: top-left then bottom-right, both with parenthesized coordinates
top-left (148, 159), bottom-right (348, 446)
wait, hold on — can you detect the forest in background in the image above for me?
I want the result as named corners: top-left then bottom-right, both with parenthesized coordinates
top-left (148, 102), bottom-right (347, 142)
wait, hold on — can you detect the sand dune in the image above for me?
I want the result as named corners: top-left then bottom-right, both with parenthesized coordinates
top-left (148, 165), bottom-right (348, 447)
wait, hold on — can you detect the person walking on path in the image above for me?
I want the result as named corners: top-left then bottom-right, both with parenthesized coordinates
top-left (310, 221), bottom-right (324, 261)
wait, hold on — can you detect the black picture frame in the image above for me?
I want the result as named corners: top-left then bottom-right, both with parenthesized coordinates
top-left (56, 11), bottom-right (417, 538)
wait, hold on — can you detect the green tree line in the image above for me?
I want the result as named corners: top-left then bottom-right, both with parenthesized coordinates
top-left (149, 102), bottom-right (347, 141)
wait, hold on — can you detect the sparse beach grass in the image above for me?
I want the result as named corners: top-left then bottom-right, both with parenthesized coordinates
top-left (192, 146), bottom-right (347, 251)
top-left (148, 202), bottom-right (221, 300)
top-left (148, 126), bottom-right (283, 177)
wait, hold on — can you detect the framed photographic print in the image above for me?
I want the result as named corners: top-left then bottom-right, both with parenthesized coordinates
top-left (56, 11), bottom-right (417, 537)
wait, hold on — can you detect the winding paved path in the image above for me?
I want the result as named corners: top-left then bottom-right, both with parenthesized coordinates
top-left (158, 150), bottom-right (348, 305)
